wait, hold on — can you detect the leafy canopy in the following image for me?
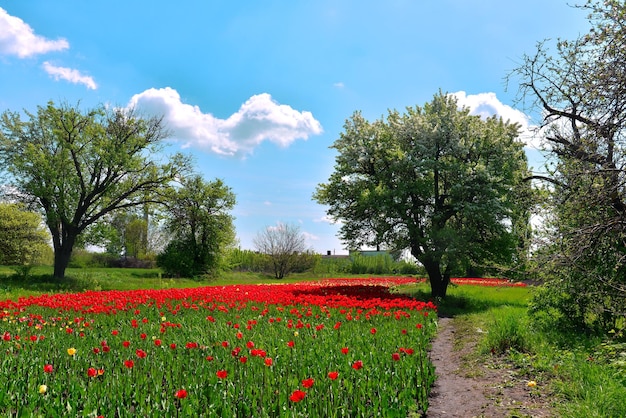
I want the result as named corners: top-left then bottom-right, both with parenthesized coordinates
top-left (0, 101), bottom-right (192, 278)
top-left (314, 92), bottom-right (530, 297)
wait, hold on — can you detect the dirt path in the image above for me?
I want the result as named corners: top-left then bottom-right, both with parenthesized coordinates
top-left (426, 317), bottom-right (555, 418)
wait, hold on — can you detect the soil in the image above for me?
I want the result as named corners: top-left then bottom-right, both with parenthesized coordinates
top-left (426, 317), bottom-right (556, 418)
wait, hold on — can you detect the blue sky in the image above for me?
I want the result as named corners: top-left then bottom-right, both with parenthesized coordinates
top-left (0, 1), bottom-right (590, 254)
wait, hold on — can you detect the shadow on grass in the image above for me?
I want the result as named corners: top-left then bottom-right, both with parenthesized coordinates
top-left (0, 273), bottom-right (97, 293)
top-left (397, 283), bottom-right (532, 318)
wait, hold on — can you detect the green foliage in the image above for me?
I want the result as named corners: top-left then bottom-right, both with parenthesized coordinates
top-left (513, 0), bottom-right (626, 333)
top-left (314, 91), bottom-right (532, 297)
top-left (0, 203), bottom-right (51, 276)
top-left (481, 307), bottom-right (531, 355)
top-left (227, 249), bottom-right (421, 277)
top-left (157, 176), bottom-right (236, 278)
top-left (226, 248), bottom-right (269, 272)
top-left (0, 102), bottom-right (192, 279)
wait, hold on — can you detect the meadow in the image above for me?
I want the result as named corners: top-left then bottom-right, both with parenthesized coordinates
top-left (1, 268), bottom-right (624, 417)
top-left (0, 276), bottom-right (438, 417)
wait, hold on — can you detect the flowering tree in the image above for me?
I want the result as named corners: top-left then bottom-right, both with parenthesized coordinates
top-left (314, 92), bottom-right (531, 297)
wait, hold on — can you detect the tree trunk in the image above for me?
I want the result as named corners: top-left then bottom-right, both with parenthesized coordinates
top-left (53, 243), bottom-right (73, 280)
top-left (422, 258), bottom-right (450, 298)
top-left (51, 228), bottom-right (78, 280)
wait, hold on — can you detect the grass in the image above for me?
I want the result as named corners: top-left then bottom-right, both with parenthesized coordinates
top-left (398, 279), bottom-right (626, 417)
top-left (2, 265), bottom-right (625, 416)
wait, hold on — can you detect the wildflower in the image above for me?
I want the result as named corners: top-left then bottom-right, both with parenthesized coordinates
top-left (216, 370), bottom-right (228, 379)
top-left (527, 380), bottom-right (537, 388)
top-left (170, 343), bottom-right (177, 350)
top-left (239, 356), bottom-right (248, 364)
top-left (302, 378), bottom-right (314, 388)
top-left (154, 339), bottom-right (162, 347)
top-left (136, 349), bottom-right (147, 358)
top-left (124, 360), bottom-right (134, 369)
top-left (287, 340), bottom-right (295, 348)
top-left (122, 341), bottom-right (131, 348)
top-left (392, 352), bottom-right (401, 361)
top-left (87, 367), bottom-right (97, 378)
top-left (289, 389), bottom-right (306, 402)
top-left (67, 348), bottom-right (76, 356)
top-left (341, 347), bottom-right (349, 355)
top-left (370, 328), bottom-right (377, 335)
top-left (328, 371), bottom-right (339, 380)
top-left (38, 384), bottom-right (47, 394)
top-left (264, 358), bottom-right (273, 366)
top-left (175, 389), bottom-right (188, 399)
top-left (43, 364), bottom-right (53, 373)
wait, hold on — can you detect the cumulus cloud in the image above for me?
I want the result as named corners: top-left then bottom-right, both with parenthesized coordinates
top-left (127, 87), bottom-right (323, 157)
top-left (451, 91), bottom-right (541, 149)
top-left (0, 7), bottom-right (69, 58)
top-left (42, 61), bottom-right (97, 90)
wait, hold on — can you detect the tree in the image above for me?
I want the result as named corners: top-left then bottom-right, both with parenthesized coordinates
top-left (253, 222), bottom-right (308, 279)
top-left (157, 175), bottom-right (236, 278)
top-left (512, 0), bottom-right (626, 330)
top-left (0, 102), bottom-right (192, 279)
top-left (314, 92), bottom-right (531, 297)
top-left (0, 203), bottom-right (51, 271)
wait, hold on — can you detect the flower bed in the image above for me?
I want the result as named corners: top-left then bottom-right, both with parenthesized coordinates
top-left (0, 277), bottom-right (437, 417)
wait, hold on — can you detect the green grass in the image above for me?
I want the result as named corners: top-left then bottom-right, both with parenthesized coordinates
top-left (2, 266), bottom-right (625, 416)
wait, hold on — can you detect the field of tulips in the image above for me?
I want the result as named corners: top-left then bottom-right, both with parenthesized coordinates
top-left (0, 277), bottom-right (437, 417)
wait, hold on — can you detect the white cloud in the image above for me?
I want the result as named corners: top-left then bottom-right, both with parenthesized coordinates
top-left (451, 91), bottom-right (541, 149)
top-left (314, 215), bottom-right (341, 225)
top-left (127, 87), bottom-right (323, 157)
top-left (302, 231), bottom-right (319, 242)
top-left (333, 82), bottom-right (345, 89)
top-left (0, 7), bottom-right (69, 58)
top-left (42, 61), bottom-right (97, 90)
